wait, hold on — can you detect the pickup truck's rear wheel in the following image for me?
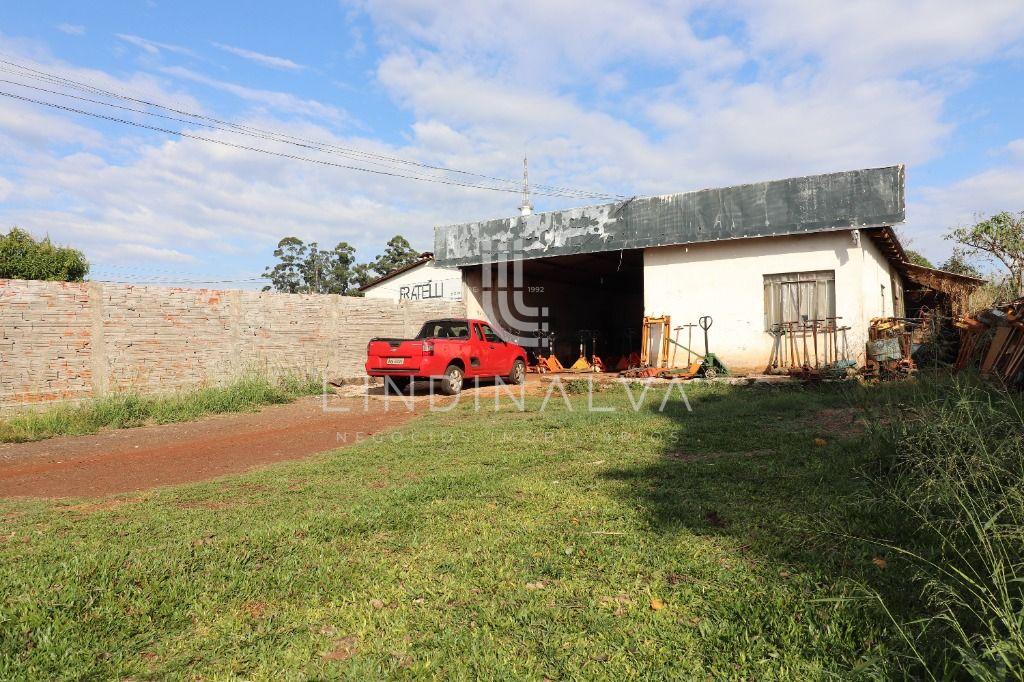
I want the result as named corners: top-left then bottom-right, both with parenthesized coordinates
top-left (441, 364), bottom-right (464, 396)
top-left (508, 359), bottom-right (526, 385)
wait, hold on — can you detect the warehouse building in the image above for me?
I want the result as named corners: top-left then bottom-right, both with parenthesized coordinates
top-left (359, 252), bottom-right (463, 303)
top-left (432, 165), bottom-right (976, 374)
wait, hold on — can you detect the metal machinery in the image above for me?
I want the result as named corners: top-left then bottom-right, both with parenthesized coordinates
top-left (526, 330), bottom-right (566, 373)
top-left (624, 315), bottom-right (728, 379)
top-left (569, 329), bottom-right (605, 372)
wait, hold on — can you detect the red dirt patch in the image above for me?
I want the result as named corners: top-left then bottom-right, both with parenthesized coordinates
top-left (323, 635), bottom-right (359, 661)
top-left (176, 500), bottom-right (242, 511)
top-left (0, 396), bottom-right (416, 499)
top-left (60, 497), bottom-right (145, 514)
top-left (804, 407), bottom-right (867, 436)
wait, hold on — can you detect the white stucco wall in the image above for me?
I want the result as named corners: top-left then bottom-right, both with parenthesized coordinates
top-left (460, 229), bottom-right (905, 373)
top-left (363, 260), bottom-right (463, 303)
top-left (462, 267), bottom-right (485, 319)
top-left (643, 230), bottom-right (903, 371)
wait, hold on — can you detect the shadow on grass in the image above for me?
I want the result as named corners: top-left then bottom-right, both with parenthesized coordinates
top-left (599, 381), bottom-right (922, 628)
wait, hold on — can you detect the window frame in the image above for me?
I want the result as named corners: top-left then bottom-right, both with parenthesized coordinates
top-left (415, 320), bottom-right (470, 340)
top-left (763, 270), bottom-right (836, 331)
top-left (478, 322), bottom-right (502, 343)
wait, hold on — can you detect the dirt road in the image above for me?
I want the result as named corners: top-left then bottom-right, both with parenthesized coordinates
top-left (0, 376), bottom-right (589, 499)
top-left (0, 395), bottom-right (417, 499)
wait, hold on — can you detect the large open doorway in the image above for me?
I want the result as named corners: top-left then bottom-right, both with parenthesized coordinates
top-left (469, 249), bottom-right (645, 368)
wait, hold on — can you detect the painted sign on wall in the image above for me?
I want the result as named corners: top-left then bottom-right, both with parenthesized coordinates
top-left (399, 280), bottom-right (446, 301)
top-left (362, 260), bottom-right (463, 302)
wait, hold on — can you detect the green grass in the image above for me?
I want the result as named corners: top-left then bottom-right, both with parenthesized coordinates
top-left (0, 380), bottom-right (922, 679)
top-left (0, 374), bottom-right (322, 443)
top-left (858, 376), bottom-right (1024, 679)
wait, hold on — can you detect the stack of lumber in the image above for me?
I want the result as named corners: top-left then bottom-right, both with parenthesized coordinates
top-left (954, 298), bottom-right (1024, 387)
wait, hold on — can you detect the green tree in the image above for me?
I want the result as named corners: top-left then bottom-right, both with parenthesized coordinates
top-left (904, 249), bottom-right (934, 268)
top-left (304, 241), bottom-right (359, 294)
top-left (370, 235), bottom-right (420, 277)
top-left (262, 237), bottom-right (306, 293)
top-left (263, 237), bottom-right (361, 295)
top-left (939, 249), bottom-right (982, 278)
top-left (0, 227), bottom-right (89, 281)
top-left (349, 262), bottom-right (374, 293)
top-left (946, 211), bottom-right (1024, 296)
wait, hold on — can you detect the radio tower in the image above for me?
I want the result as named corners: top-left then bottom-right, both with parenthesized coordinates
top-left (518, 156), bottom-right (533, 216)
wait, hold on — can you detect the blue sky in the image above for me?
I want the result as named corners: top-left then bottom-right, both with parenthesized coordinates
top-left (1, 1), bottom-right (1023, 285)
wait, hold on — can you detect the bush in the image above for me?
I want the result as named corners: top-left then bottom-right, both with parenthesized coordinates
top-left (0, 227), bottom-right (89, 281)
top-left (563, 378), bottom-right (605, 394)
top-left (867, 378), bottom-right (1024, 678)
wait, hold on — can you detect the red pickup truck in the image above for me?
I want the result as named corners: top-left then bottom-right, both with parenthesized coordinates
top-left (365, 318), bottom-right (528, 395)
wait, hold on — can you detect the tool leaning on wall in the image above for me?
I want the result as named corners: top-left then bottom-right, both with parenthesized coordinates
top-left (620, 315), bottom-right (729, 380)
top-left (764, 317), bottom-right (854, 379)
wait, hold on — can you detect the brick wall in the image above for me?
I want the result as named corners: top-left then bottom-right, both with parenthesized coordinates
top-left (0, 279), bottom-right (463, 410)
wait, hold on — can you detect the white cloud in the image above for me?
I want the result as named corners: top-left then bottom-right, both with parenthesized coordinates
top-left (359, 0), bottom-right (1024, 253)
top-left (100, 243), bottom-right (197, 263)
top-left (56, 23), bottom-right (85, 36)
top-left (0, 42), bottom-right (203, 154)
top-left (376, 51), bottom-right (947, 197)
top-left (116, 33), bottom-right (197, 58)
top-left (0, 43), bottom-right (205, 113)
top-left (651, 76), bottom-right (949, 186)
top-left (0, 96), bottom-right (105, 149)
top-left (211, 42), bottom-right (305, 71)
top-left (161, 66), bottom-right (349, 123)
top-left (906, 161), bottom-right (1024, 260)
top-left (732, 0), bottom-right (1024, 77)
top-left (5, 2), bottom-right (1024, 278)
top-left (0, 113), bottom-right (512, 269)
top-left (358, 0), bottom-right (744, 87)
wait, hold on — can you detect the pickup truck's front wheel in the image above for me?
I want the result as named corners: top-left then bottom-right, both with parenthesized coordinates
top-left (508, 359), bottom-right (526, 385)
top-left (441, 364), bottom-right (464, 396)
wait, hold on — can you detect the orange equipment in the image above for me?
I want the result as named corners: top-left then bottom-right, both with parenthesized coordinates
top-left (527, 330), bottom-right (568, 373)
top-left (570, 329), bottom-right (606, 372)
top-left (542, 353), bottom-right (567, 372)
top-left (615, 352), bottom-right (641, 371)
top-left (640, 316), bottom-right (672, 368)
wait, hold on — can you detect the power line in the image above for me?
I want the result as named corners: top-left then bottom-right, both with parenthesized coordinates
top-left (92, 273), bottom-right (269, 283)
top-left (90, 263), bottom-right (270, 283)
top-left (0, 57), bottom-right (625, 201)
top-left (92, 264), bottom-right (220, 276)
top-left (1, 87), bottom-right (613, 199)
top-left (0, 74), bottom-right (540, 194)
top-left (92, 277), bottom-right (268, 285)
top-left (2, 88), bottom-right (616, 198)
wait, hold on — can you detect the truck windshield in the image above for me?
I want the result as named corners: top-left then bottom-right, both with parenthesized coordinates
top-left (416, 320), bottom-right (470, 339)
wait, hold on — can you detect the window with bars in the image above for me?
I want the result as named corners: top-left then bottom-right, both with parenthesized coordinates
top-left (763, 270), bottom-right (836, 330)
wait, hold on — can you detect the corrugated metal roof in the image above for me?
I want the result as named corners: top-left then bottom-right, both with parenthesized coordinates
top-left (434, 165), bottom-right (905, 267)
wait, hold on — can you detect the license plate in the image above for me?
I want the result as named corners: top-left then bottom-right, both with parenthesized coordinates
top-left (386, 358), bottom-right (404, 365)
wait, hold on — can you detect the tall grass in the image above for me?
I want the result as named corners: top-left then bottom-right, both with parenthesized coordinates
top-left (0, 373), bottom-right (322, 443)
top-left (867, 377), bottom-right (1024, 679)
